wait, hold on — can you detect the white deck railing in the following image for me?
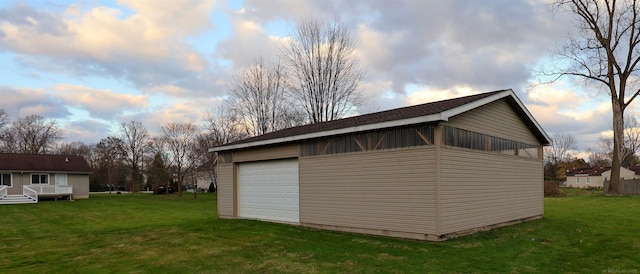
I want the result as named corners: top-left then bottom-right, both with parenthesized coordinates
top-left (26, 185), bottom-right (73, 195)
top-left (0, 185), bottom-right (7, 199)
top-left (23, 186), bottom-right (38, 202)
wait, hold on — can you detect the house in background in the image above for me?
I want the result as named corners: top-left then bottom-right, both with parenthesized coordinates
top-left (183, 159), bottom-right (217, 192)
top-left (0, 154), bottom-right (92, 204)
top-left (566, 166), bottom-right (640, 188)
top-left (210, 89), bottom-right (551, 241)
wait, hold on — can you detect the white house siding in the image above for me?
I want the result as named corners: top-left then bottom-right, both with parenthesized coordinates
top-left (439, 148), bottom-right (543, 234)
top-left (299, 146), bottom-right (438, 236)
top-left (567, 168), bottom-right (638, 188)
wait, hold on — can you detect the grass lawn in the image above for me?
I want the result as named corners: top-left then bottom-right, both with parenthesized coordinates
top-left (1, 190), bottom-right (639, 273)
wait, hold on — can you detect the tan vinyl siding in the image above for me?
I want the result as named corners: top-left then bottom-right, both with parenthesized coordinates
top-left (67, 174), bottom-right (89, 199)
top-left (445, 99), bottom-right (539, 145)
top-left (233, 144), bottom-right (298, 163)
top-left (217, 163), bottom-right (235, 218)
top-left (299, 147), bottom-right (437, 235)
top-left (439, 147), bottom-right (543, 234)
top-left (6, 173), bottom-right (28, 195)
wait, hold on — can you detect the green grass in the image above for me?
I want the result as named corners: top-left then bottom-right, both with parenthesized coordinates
top-left (1, 191), bottom-right (639, 273)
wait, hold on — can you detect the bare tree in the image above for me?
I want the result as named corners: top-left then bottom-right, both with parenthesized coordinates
top-left (552, 0), bottom-right (640, 194)
top-left (587, 137), bottom-right (613, 167)
top-left (56, 141), bottom-right (92, 156)
top-left (544, 133), bottom-right (577, 165)
top-left (228, 58), bottom-right (296, 136)
top-left (119, 121), bottom-right (149, 192)
top-left (202, 108), bottom-right (248, 146)
top-left (624, 115), bottom-right (640, 165)
top-left (0, 110), bottom-right (10, 152)
top-left (198, 108), bottom-right (248, 192)
top-left (0, 109), bottom-right (8, 132)
top-left (95, 137), bottom-right (126, 193)
top-left (160, 122), bottom-right (198, 197)
top-left (283, 17), bottom-right (366, 123)
top-left (544, 133), bottom-right (576, 181)
top-left (1, 114), bottom-right (63, 154)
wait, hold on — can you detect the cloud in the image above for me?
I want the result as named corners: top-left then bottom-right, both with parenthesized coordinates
top-left (527, 84), bottom-right (612, 150)
top-left (0, 2), bottom-right (223, 98)
top-left (227, 0), bottom-right (569, 98)
top-left (0, 86), bottom-right (70, 119)
top-left (117, 0), bottom-right (216, 35)
top-left (53, 84), bottom-right (149, 120)
top-left (215, 9), bottom-right (287, 69)
top-left (63, 119), bottom-right (114, 144)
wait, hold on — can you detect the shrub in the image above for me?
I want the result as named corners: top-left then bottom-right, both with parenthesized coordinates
top-left (544, 181), bottom-right (566, 197)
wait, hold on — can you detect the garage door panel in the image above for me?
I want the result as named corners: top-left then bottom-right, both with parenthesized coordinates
top-left (238, 159), bottom-right (299, 223)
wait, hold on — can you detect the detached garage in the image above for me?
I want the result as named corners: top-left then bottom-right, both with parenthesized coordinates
top-left (210, 89), bottom-right (551, 241)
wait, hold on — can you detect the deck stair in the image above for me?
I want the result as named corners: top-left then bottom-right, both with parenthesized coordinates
top-left (0, 194), bottom-right (37, 205)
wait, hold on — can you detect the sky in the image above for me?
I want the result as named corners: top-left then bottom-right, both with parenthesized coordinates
top-left (0, 0), bottom-right (627, 157)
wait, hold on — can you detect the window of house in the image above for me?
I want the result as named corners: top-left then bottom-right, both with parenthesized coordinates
top-left (31, 174), bottom-right (49, 184)
top-left (586, 177), bottom-right (591, 184)
top-left (1, 173), bottom-right (11, 187)
top-left (576, 178), bottom-right (581, 184)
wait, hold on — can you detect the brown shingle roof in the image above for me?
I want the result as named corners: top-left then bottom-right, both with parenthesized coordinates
top-left (212, 89), bottom-right (550, 151)
top-left (0, 154), bottom-right (92, 173)
top-left (566, 167), bottom-right (611, 176)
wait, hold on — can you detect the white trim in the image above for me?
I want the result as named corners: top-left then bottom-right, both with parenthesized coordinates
top-left (209, 89), bottom-right (552, 152)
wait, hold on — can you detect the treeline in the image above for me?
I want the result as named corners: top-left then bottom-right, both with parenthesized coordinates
top-left (0, 17), bottom-right (368, 195)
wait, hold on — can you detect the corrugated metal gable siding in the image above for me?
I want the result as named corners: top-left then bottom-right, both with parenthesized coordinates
top-left (299, 147), bottom-right (438, 234)
top-left (439, 148), bottom-right (543, 234)
top-left (233, 144), bottom-right (298, 162)
top-left (445, 99), bottom-right (539, 145)
top-left (217, 163), bottom-right (235, 218)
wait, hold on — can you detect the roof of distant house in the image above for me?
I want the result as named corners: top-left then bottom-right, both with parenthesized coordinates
top-left (210, 89), bottom-right (551, 152)
top-left (566, 167), bottom-right (611, 176)
top-left (566, 166), bottom-right (640, 176)
top-left (0, 153), bottom-right (92, 174)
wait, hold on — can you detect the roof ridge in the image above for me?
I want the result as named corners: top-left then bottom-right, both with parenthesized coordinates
top-left (219, 90), bottom-right (509, 147)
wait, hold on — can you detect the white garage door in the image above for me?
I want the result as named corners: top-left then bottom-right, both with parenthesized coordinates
top-left (238, 159), bottom-right (299, 223)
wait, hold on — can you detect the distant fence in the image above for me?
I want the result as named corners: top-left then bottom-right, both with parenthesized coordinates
top-left (604, 179), bottom-right (640, 195)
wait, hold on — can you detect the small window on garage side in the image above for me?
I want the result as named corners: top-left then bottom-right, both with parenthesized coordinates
top-left (31, 174), bottom-right (49, 184)
top-left (1, 173), bottom-right (11, 187)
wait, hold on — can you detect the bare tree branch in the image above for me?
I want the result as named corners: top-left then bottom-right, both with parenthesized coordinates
top-left (553, 0), bottom-right (640, 194)
top-left (1, 114), bottom-right (63, 154)
top-left (283, 17), bottom-right (366, 123)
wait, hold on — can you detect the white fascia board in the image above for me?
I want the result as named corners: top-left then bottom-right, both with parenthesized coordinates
top-left (502, 89), bottom-right (552, 145)
top-left (439, 90), bottom-right (511, 119)
top-left (209, 112), bottom-right (446, 152)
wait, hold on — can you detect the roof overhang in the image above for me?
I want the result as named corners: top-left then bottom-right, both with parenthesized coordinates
top-left (209, 89), bottom-right (552, 152)
top-left (209, 112), bottom-right (447, 152)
